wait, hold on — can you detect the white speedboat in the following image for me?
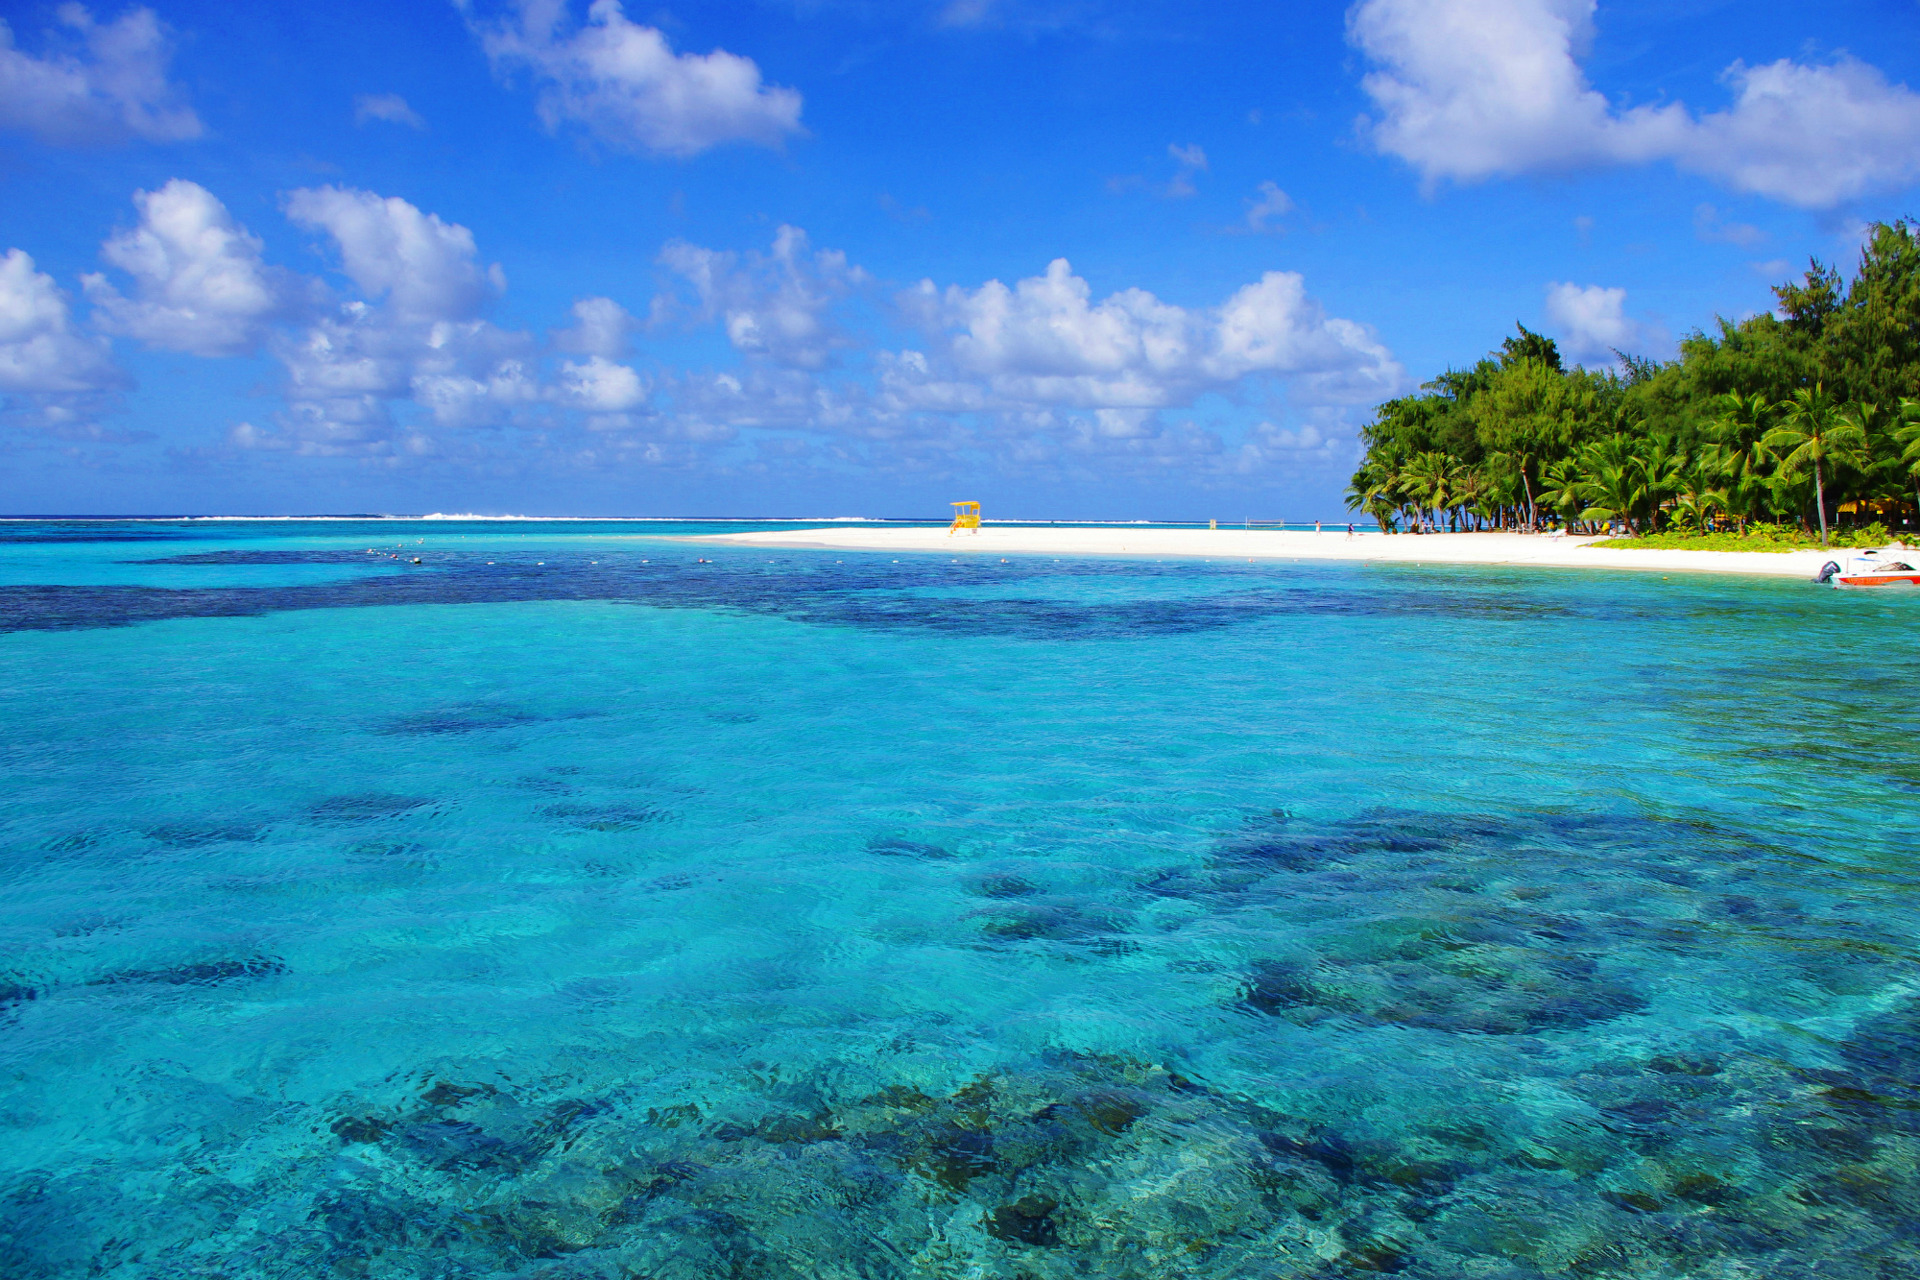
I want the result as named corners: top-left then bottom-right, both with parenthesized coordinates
top-left (1815, 548), bottom-right (1920, 588)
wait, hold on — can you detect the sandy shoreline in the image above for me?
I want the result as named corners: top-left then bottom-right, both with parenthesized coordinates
top-left (688, 525), bottom-right (1843, 578)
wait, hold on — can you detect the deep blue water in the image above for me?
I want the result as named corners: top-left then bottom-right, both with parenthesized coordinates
top-left (2, 518), bottom-right (1918, 1279)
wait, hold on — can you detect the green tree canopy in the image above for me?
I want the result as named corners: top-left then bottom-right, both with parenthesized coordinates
top-left (1346, 220), bottom-right (1920, 538)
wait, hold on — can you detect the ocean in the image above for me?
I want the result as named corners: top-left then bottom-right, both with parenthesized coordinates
top-left (2, 517), bottom-right (1916, 1278)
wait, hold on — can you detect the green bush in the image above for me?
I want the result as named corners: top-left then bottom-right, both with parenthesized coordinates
top-left (1592, 520), bottom-right (1898, 552)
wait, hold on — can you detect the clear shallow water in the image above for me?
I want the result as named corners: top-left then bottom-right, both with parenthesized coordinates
top-left (2, 519), bottom-right (1918, 1279)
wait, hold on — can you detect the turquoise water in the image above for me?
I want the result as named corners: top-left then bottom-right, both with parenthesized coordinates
top-left (2, 519), bottom-right (1917, 1279)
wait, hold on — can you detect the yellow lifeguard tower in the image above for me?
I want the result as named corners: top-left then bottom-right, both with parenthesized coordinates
top-left (948, 501), bottom-right (981, 535)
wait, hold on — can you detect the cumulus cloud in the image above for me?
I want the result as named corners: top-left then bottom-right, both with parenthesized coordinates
top-left (84, 180), bottom-right (311, 356)
top-left (49, 192), bottom-right (1382, 481)
top-left (1348, 0), bottom-right (1920, 208)
top-left (251, 187), bottom-right (657, 455)
top-left (1692, 203), bottom-right (1765, 249)
top-left (3, 178), bottom-right (670, 457)
top-left (465, 0), bottom-right (803, 157)
top-left (1682, 58), bottom-right (1920, 207)
top-left (0, 248), bottom-right (123, 395)
top-left (219, 188), bottom-right (533, 452)
top-left (656, 225), bottom-right (867, 369)
top-left (557, 355), bottom-right (646, 412)
top-left (0, 4), bottom-right (200, 145)
top-left (1223, 420), bottom-right (1341, 473)
top-left (1543, 281), bottom-right (1642, 362)
top-left (889, 257), bottom-right (1402, 412)
top-left (0, 247), bottom-right (126, 434)
top-left (553, 295), bottom-right (636, 359)
top-left (1166, 142), bottom-right (1208, 197)
top-left (285, 186), bottom-right (501, 324)
top-left (632, 233), bottom-right (1395, 481)
top-left (353, 92), bottom-right (425, 129)
top-left (245, 304), bottom-right (547, 455)
top-left (1245, 181), bottom-right (1294, 232)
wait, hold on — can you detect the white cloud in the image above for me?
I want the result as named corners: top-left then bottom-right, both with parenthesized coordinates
top-left (557, 355), bottom-right (646, 411)
top-left (890, 257), bottom-right (1402, 412)
top-left (1692, 203), bottom-right (1765, 249)
top-left (553, 295), bottom-right (636, 358)
top-left (465, 0), bottom-right (803, 157)
top-left (1166, 142), bottom-right (1208, 197)
top-left (1245, 181), bottom-right (1295, 232)
top-left (411, 343), bottom-right (542, 427)
top-left (1543, 281), bottom-right (1641, 362)
top-left (0, 4), bottom-right (200, 145)
top-left (263, 188), bottom-right (654, 452)
top-left (29, 179), bottom-right (669, 457)
top-left (261, 189), bottom-right (539, 450)
top-left (84, 180), bottom-right (309, 356)
top-left (285, 186), bottom-right (500, 325)
top-left (628, 240), bottom-right (1386, 478)
top-left (1683, 58), bottom-right (1920, 207)
top-left (656, 225), bottom-right (866, 369)
top-left (1347, 0), bottom-right (1920, 209)
top-left (1228, 420), bottom-right (1340, 473)
top-left (0, 247), bottom-right (123, 396)
top-left (354, 92), bottom-right (425, 129)
top-left (932, 0), bottom-right (1091, 36)
top-left (937, 0), bottom-right (997, 27)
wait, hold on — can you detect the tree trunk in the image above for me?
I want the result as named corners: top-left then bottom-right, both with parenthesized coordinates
top-left (1521, 470), bottom-right (1536, 529)
top-left (1815, 459), bottom-right (1829, 546)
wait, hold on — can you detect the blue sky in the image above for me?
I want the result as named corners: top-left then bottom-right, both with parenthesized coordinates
top-left (3, 0), bottom-right (1920, 518)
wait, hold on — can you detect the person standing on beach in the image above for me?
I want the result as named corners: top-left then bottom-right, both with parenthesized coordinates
top-left (1315, 520), bottom-right (1322, 535)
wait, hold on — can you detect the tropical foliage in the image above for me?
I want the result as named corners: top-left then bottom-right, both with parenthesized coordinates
top-left (1346, 220), bottom-right (1920, 546)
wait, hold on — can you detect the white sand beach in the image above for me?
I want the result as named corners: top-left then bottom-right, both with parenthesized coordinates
top-left (693, 525), bottom-right (1851, 578)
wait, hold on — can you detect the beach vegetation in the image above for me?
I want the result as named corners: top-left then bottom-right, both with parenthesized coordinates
top-left (1348, 220), bottom-right (1920, 547)
top-left (1590, 522), bottom-right (1893, 552)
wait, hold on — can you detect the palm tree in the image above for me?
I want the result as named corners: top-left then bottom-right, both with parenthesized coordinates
top-left (1632, 434), bottom-right (1688, 530)
top-left (1403, 451), bottom-right (1461, 532)
top-left (1344, 453), bottom-right (1405, 533)
top-left (1454, 466), bottom-right (1494, 530)
top-left (1892, 398), bottom-right (1920, 527)
top-left (1837, 401), bottom-right (1898, 529)
top-left (1479, 456), bottom-right (1527, 529)
top-left (1578, 461), bottom-right (1643, 534)
top-left (1763, 386), bottom-right (1869, 545)
top-left (1668, 457), bottom-right (1726, 532)
top-left (1575, 435), bottom-right (1644, 533)
top-left (1709, 391), bottom-right (1780, 532)
top-left (1537, 460), bottom-right (1584, 532)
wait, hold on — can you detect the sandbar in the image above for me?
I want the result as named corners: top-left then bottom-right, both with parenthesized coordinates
top-left (690, 525), bottom-right (1847, 578)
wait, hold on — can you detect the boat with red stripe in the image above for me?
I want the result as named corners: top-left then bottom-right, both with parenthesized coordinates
top-left (1815, 546), bottom-right (1920, 588)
